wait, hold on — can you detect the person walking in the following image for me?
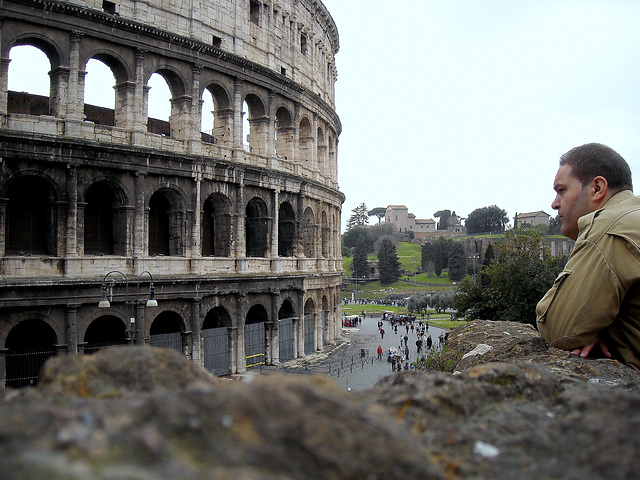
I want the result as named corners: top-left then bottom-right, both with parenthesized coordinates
top-left (426, 335), bottom-right (432, 350)
top-left (377, 345), bottom-right (383, 360)
top-left (380, 327), bottom-right (385, 339)
top-left (403, 334), bottom-right (408, 347)
top-left (404, 345), bottom-right (410, 361)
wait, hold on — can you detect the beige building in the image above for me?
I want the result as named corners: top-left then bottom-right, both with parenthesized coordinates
top-left (0, 0), bottom-right (344, 386)
top-left (384, 205), bottom-right (436, 235)
top-left (515, 211), bottom-right (551, 227)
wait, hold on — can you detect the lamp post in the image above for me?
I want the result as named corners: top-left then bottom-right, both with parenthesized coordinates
top-left (98, 270), bottom-right (158, 345)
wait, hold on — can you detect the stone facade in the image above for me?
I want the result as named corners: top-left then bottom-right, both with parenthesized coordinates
top-left (384, 205), bottom-right (436, 235)
top-left (0, 0), bottom-right (344, 385)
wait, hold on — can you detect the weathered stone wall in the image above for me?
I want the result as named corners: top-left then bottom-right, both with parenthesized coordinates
top-left (2, 322), bottom-right (640, 479)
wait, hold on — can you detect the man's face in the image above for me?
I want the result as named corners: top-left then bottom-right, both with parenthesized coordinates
top-left (552, 164), bottom-right (592, 240)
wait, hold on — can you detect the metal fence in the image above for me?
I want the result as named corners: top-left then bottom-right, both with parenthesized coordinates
top-left (244, 322), bottom-right (265, 370)
top-left (202, 327), bottom-right (230, 376)
top-left (5, 347), bottom-right (58, 388)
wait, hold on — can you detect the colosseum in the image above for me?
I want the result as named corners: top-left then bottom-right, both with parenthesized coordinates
top-left (0, 0), bottom-right (344, 386)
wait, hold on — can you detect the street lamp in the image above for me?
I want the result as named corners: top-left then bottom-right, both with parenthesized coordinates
top-left (98, 270), bottom-right (158, 345)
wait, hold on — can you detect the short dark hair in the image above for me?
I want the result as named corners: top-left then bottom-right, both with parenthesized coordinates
top-left (560, 142), bottom-right (633, 193)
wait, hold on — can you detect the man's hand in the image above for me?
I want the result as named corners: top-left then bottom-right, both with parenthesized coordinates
top-left (571, 337), bottom-right (612, 359)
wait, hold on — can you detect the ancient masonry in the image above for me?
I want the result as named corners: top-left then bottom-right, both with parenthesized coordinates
top-left (0, 0), bottom-right (344, 386)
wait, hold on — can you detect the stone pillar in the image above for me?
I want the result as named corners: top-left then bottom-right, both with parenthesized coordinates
top-left (190, 297), bottom-right (202, 365)
top-left (267, 90), bottom-right (275, 156)
top-left (0, 198), bottom-right (7, 257)
top-left (191, 175), bottom-right (201, 259)
top-left (66, 31), bottom-right (84, 121)
top-left (271, 189), bottom-right (279, 259)
top-left (297, 289), bottom-right (305, 357)
top-left (232, 77), bottom-right (243, 153)
top-left (133, 49), bottom-right (148, 135)
top-left (133, 172), bottom-right (146, 256)
top-left (236, 293), bottom-right (246, 372)
top-left (292, 102), bottom-right (300, 165)
top-left (271, 291), bottom-right (280, 363)
top-left (65, 303), bottom-right (80, 353)
top-left (0, 57), bottom-right (10, 116)
top-left (188, 64), bottom-right (203, 153)
top-left (49, 66), bottom-right (70, 118)
top-left (311, 113), bottom-right (318, 172)
top-left (234, 172), bottom-right (246, 260)
top-left (65, 165), bottom-right (78, 256)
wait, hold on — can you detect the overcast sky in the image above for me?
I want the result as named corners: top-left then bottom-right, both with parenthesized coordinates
top-left (321, 0), bottom-right (640, 231)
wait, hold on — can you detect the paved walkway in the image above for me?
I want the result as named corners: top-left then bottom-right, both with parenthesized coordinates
top-left (279, 315), bottom-right (446, 392)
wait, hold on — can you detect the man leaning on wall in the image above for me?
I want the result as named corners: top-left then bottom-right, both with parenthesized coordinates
top-left (536, 142), bottom-right (640, 371)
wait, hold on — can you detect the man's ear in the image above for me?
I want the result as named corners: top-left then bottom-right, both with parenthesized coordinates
top-left (591, 176), bottom-right (609, 202)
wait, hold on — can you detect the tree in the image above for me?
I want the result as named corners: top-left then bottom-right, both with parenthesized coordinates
top-left (433, 237), bottom-right (452, 277)
top-left (368, 207), bottom-right (386, 225)
top-left (421, 242), bottom-right (434, 276)
top-left (548, 215), bottom-right (562, 235)
top-left (351, 237), bottom-right (369, 278)
top-left (452, 227), bottom-right (567, 325)
top-left (377, 237), bottom-right (401, 285)
top-left (434, 210), bottom-right (452, 231)
top-left (346, 203), bottom-right (369, 230)
top-left (448, 242), bottom-right (467, 282)
top-left (342, 226), bottom-right (370, 251)
top-left (465, 205), bottom-right (509, 234)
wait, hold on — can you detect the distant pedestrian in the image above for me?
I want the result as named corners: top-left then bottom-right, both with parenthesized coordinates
top-left (377, 345), bottom-right (383, 360)
top-left (404, 345), bottom-right (409, 360)
top-left (411, 324), bottom-right (415, 334)
top-left (380, 328), bottom-right (385, 339)
top-left (403, 334), bottom-right (408, 347)
top-left (426, 335), bottom-right (433, 349)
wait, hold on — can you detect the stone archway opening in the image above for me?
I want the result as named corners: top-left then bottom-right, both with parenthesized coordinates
top-left (5, 319), bottom-right (58, 388)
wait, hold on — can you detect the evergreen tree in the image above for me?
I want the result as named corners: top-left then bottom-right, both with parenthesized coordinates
top-left (421, 242), bottom-right (434, 276)
top-left (377, 237), bottom-right (402, 285)
top-left (432, 237), bottom-right (452, 277)
top-left (346, 203), bottom-right (369, 230)
top-left (448, 242), bottom-right (467, 282)
top-left (351, 238), bottom-right (369, 278)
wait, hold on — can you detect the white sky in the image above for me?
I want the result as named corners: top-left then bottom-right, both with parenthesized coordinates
top-left (321, 0), bottom-right (640, 231)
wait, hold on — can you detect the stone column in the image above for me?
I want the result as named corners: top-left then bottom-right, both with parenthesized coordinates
top-left (234, 173), bottom-right (246, 261)
top-left (0, 57), bottom-right (10, 116)
top-left (133, 172), bottom-right (146, 256)
top-left (297, 289), bottom-right (305, 357)
top-left (267, 90), bottom-right (275, 156)
top-left (132, 49), bottom-right (148, 138)
top-left (191, 174), bottom-right (201, 259)
top-left (65, 303), bottom-right (80, 354)
top-left (66, 31), bottom-right (84, 121)
top-left (65, 165), bottom-right (78, 256)
top-left (270, 291), bottom-right (280, 364)
top-left (0, 198), bottom-right (7, 257)
top-left (271, 188), bottom-right (279, 259)
top-left (232, 77), bottom-right (243, 154)
top-left (236, 293), bottom-right (246, 372)
top-left (191, 297), bottom-right (202, 366)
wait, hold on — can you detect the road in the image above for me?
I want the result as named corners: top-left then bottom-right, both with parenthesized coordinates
top-left (304, 314), bottom-right (447, 392)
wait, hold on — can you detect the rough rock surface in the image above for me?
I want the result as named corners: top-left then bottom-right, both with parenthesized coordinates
top-left (2, 322), bottom-right (640, 479)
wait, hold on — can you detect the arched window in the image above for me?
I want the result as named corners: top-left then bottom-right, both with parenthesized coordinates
top-left (202, 193), bottom-right (232, 257)
top-left (6, 176), bottom-right (55, 255)
top-left (302, 206), bottom-right (316, 258)
top-left (84, 182), bottom-right (116, 255)
top-left (149, 193), bottom-right (170, 256)
top-left (246, 197), bottom-right (269, 257)
top-left (278, 202), bottom-right (296, 257)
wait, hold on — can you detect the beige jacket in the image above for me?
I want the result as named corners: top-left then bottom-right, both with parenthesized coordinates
top-left (536, 190), bottom-right (640, 371)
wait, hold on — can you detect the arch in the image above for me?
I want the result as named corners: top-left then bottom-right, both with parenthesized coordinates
top-left (274, 106), bottom-right (294, 159)
top-left (202, 82), bottom-right (232, 146)
top-left (82, 52), bottom-right (128, 127)
top-left (298, 116), bottom-right (313, 163)
top-left (302, 206), bottom-right (316, 258)
top-left (7, 44), bottom-right (54, 116)
top-left (202, 305), bottom-right (232, 376)
top-left (278, 201), bottom-right (296, 257)
top-left (149, 188), bottom-right (185, 256)
top-left (245, 196), bottom-right (269, 257)
top-left (321, 210), bottom-right (329, 258)
top-left (243, 92), bottom-right (267, 154)
top-left (84, 181), bottom-right (119, 255)
top-left (202, 193), bottom-right (232, 257)
top-left (317, 126), bottom-right (327, 173)
top-left (303, 297), bottom-right (316, 355)
top-left (245, 303), bottom-right (268, 370)
top-left (203, 306), bottom-right (232, 329)
top-left (6, 175), bottom-right (57, 255)
top-left (83, 315), bottom-right (128, 354)
top-left (149, 311), bottom-right (185, 354)
top-left (5, 319), bottom-right (58, 388)
top-left (278, 298), bottom-right (296, 319)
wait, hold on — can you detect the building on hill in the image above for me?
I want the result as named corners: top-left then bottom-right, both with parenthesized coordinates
top-left (0, 0), bottom-right (344, 387)
top-left (515, 211), bottom-right (551, 227)
top-left (384, 205), bottom-right (436, 236)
